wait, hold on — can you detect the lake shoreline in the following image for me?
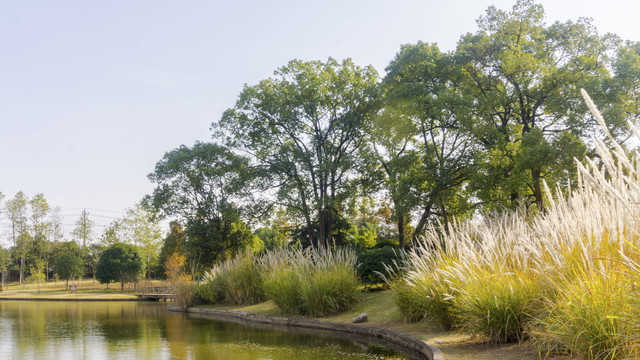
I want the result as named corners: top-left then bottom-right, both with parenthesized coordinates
top-left (187, 290), bottom-right (541, 360)
top-left (0, 297), bottom-right (139, 301)
top-left (169, 304), bottom-right (443, 360)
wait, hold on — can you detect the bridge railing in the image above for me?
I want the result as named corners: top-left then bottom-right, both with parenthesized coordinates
top-left (140, 287), bottom-right (175, 295)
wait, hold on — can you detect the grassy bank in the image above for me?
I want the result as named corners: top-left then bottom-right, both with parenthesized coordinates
top-left (0, 278), bottom-right (170, 300)
top-left (197, 289), bottom-right (539, 360)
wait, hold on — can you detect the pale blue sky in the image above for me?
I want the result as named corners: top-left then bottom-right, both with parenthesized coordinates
top-left (1, 0), bottom-right (639, 238)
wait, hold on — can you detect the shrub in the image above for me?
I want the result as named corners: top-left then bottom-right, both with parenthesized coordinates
top-left (96, 243), bottom-right (144, 293)
top-left (357, 246), bottom-right (402, 285)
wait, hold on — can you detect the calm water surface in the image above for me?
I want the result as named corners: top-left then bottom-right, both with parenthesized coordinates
top-left (0, 301), bottom-right (408, 360)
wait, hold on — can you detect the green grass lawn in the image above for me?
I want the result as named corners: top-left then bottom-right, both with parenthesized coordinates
top-left (0, 278), bottom-right (170, 300)
top-left (197, 289), bottom-right (545, 360)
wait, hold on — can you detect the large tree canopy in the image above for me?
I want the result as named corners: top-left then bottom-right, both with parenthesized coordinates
top-left (95, 243), bottom-right (143, 293)
top-left (378, 0), bottom-right (633, 222)
top-left (453, 0), bottom-right (621, 211)
top-left (55, 251), bottom-right (84, 289)
top-left (147, 142), bottom-right (258, 266)
top-left (215, 58), bottom-right (381, 246)
top-left (379, 42), bottom-right (475, 241)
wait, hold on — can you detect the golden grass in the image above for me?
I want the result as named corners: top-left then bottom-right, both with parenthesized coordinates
top-left (0, 278), bottom-right (170, 300)
top-left (383, 90), bottom-right (640, 358)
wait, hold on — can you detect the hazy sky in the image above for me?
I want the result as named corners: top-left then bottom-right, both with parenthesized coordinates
top-left (1, 0), bottom-right (639, 238)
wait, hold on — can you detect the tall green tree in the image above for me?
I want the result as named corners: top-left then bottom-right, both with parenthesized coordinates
top-left (5, 192), bottom-right (29, 284)
top-left (147, 142), bottom-right (258, 267)
top-left (452, 0), bottom-right (619, 211)
top-left (216, 58), bottom-right (381, 246)
top-left (379, 42), bottom-right (475, 240)
top-left (55, 251), bottom-right (85, 290)
top-left (158, 221), bottom-right (186, 275)
top-left (120, 202), bottom-right (163, 281)
top-left (29, 194), bottom-right (52, 282)
top-left (0, 246), bottom-right (10, 287)
top-left (72, 210), bottom-right (94, 247)
top-left (95, 243), bottom-right (144, 293)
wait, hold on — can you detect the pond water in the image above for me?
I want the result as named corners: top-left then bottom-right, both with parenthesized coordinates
top-left (0, 301), bottom-right (409, 360)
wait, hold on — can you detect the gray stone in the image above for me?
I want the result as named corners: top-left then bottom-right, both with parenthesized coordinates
top-left (352, 313), bottom-right (368, 323)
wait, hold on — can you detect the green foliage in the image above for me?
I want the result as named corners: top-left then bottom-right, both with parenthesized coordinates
top-left (217, 57), bottom-right (381, 246)
top-left (95, 243), bottom-right (144, 292)
top-left (26, 260), bottom-right (46, 285)
top-left (54, 251), bottom-right (85, 285)
top-left (380, 41), bottom-right (475, 239)
top-left (5, 191), bottom-right (29, 283)
top-left (0, 246), bottom-right (10, 286)
top-left (158, 221), bottom-right (187, 277)
top-left (454, 0), bottom-right (620, 211)
top-left (254, 226), bottom-right (287, 250)
top-left (72, 210), bottom-right (94, 247)
top-left (148, 142), bottom-right (257, 267)
top-left (356, 246), bottom-right (402, 285)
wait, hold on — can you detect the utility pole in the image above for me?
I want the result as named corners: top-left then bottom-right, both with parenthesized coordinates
top-left (72, 209), bottom-right (93, 248)
top-left (82, 209), bottom-right (87, 248)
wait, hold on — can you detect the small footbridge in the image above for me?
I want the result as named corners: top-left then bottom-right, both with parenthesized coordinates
top-left (136, 287), bottom-right (175, 301)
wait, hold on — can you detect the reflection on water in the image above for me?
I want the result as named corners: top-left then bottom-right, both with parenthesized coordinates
top-left (0, 301), bottom-right (407, 360)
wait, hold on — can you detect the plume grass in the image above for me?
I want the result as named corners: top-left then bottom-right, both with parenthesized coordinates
top-left (385, 90), bottom-right (640, 357)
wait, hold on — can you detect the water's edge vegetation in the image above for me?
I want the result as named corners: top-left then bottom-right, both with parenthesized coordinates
top-left (169, 304), bottom-right (442, 360)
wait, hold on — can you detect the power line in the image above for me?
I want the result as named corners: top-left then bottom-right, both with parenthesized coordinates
top-left (60, 208), bottom-right (123, 214)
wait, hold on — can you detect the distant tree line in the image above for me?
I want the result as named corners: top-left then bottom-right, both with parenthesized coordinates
top-left (0, 191), bottom-right (160, 289)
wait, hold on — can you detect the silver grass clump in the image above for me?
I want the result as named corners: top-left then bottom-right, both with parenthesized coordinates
top-left (388, 88), bottom-right (640, 344)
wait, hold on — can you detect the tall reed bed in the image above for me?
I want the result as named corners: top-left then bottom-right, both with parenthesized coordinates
top-left (199, 249), bottom-right (264, 305)
top-left (259, 246), bottom-right (361, 316)
top-left (388, 90), bottom-right (640, 358)
top-left (201, 246), bottom-right (362, 316)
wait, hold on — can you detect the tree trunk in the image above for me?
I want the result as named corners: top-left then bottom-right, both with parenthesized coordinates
top-left (19, 256), bottom-right (24, 285)
top-left (440, 199), bottom-right (449, 232)
top-left (318, 211), bottom-right (327, 247)
top-left (412, 203), bottom-right (433, 242)
top-left (318, 209), bottom-right (332, 247)
top-left (398, 214), bottom-right (405, 248)
top-left (531, 168), bottom-right (544, 212)
top-left (120, 280), bottom-right (124, 293)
